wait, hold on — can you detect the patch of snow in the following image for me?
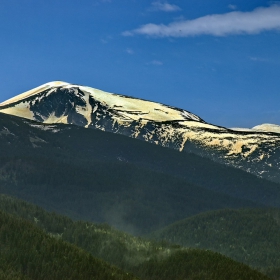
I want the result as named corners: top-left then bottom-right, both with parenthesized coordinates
top-left (28, 123), bottom-right (61, 133)
top-left (0, 81), bottom-right (70, 106)
top-left (252, 123), bottom-right (280, 134)
top-left (80, 85), bottom-right (202, 123)
top-left (230, 127), bottom-right (254, 132)
top-left (0, 127), bottom-right (15, 136)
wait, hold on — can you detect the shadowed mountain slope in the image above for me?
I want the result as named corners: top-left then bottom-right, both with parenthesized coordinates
top-left (0, 113), bottom-right (280, 234)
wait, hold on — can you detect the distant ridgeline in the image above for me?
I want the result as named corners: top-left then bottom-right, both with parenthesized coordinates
top-left (0, 194), bottom-right (272, 280)
top-left (0, 82), bottom-right (280, 183)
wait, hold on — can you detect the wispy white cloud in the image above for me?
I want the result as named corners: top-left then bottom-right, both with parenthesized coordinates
top-left (150, 1), bottom-right (181, 12)
top-left (126, 48), bottom-right (134, 54)
top-left (147, 60), bottom-right (163, 65)
top-left (249, 56), bottom-right (270, 62)
top-left (100, 35), bottom-right (113, 44)
top-left (123, 5), bottom-right (280, 37)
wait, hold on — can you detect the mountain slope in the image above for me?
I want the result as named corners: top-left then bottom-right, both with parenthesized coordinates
top-left (1, 112), bottom-right (280, 208)
top-left (133, 250), bottom-right (271, 280)
top-left (0, 210), bottom-right (138, 280)
top-left (2, 112), bottom-right (280, 234)
top-left (149, 208), bottom-right (280, 278)
top-left (0, 193), bottom-right (177, 274)
top-left (0, 193), bottom-right (272, 280)
top-left (0, 82), bottom-right (280, 183)
top-left (0, 81), bottom-right (202, 127)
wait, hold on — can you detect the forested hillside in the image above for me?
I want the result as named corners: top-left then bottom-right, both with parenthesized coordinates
top-left (133, 250), bottom-right (270, 280)
top-left (0, 194), bottom-right (178, 271)
top-left (0, 210), bottom-right (138, 280)
top-left (0, 194), bottom-right (271, 280)
top-left (150, 208), bottom-right (280, 279)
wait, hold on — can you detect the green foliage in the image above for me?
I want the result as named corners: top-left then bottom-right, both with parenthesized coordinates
top-left (150, 208), bottom-right (280, 279)
top-left (133, 249), bottom-right (270, 280)
top-left (0, 209), bottom-right (138, 280)
top-left (0, 194), bottom-right (178, 271)
top-left (0, 194), bottom-right (272, 280)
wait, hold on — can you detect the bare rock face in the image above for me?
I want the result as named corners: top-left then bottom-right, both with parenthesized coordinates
top-left (1, 81), bottom-right (280, 183)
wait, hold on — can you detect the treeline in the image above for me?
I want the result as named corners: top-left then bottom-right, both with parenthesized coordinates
top-left (150, 208), bottom-right (280, 279)
top-left (0, 194), bottom-right (272, 280)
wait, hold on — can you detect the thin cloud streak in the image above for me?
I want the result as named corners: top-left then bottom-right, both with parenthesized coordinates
top-left (150, 1), bottom-right (181, 12)
top-left (126, 48), bottom-right (134, 54)
top-left (250, 56), bottom-right (269, 62)
top-left (147, 60), bottom-right (163, 65)
top-left (124, 5), bottom-right (280, 37)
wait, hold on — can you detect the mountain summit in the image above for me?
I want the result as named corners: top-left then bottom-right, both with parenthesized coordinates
top-left (0, 81), bottom-right (203, 129)
top-left (1, 81), bottom-right (280, 182)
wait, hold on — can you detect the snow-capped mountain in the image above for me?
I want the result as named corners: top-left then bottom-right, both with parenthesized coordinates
top-left (1, 81), bottom-right (280, 182)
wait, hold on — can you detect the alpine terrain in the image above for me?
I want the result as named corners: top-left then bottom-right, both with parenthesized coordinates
top-left (0, 81), bottom-right (280, 183)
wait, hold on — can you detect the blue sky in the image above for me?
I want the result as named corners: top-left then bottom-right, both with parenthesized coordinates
top-left (0, 0), bottom-right (279, 127)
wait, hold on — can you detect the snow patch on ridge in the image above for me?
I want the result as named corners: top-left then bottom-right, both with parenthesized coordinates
top-left (252, 123), bottom-right (280, 134)
top-left (80, 85), bottom-right (201, 123)
top-left (231, 124), bottom-right (280, 134)
top-left (0, 127), bottom-right (15, 137)
top-left (0, 81), bottom-right (70, 106)
top-left (28, 123), bottom-right (62, 133)
top-left (0, 102), bottom-right (35, 119)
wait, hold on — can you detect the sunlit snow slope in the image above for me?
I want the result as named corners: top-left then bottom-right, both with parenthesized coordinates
top-left (1, 81), bottom-right (280, 182)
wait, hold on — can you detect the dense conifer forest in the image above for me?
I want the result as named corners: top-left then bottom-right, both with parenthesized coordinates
top-left (0, 209), bottom-right (137, 280)
top-left (0, 194), bottom-right (272, 280)
top-left (133, 250), bottom-right (271, 280)
top-left (150, 208), bottom-right (280, 279)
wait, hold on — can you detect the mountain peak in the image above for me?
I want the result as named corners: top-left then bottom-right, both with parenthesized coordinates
top-left (0, 82), bottom-right (203, 124)
top-left (0, 81), bottom-right (70, 106)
